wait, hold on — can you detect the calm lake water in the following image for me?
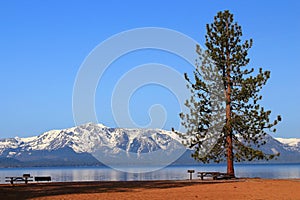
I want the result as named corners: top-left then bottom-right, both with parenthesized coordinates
top-left (0, 164), bottom-right (299, 184)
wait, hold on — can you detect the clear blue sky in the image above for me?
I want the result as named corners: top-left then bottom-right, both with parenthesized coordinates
top-left (0, 0), bottom-right (299, 138)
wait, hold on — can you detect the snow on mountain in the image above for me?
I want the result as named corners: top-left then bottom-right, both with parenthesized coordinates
top-left (0, 123), bottom-right (186, 169)
top-left (0, 123), bottom-right (183, 154)
top-left (276, 138), bottom-right (300, 146)
top-left (275, 138), bottom-right (300, 152)
top-left (0, 138), bottom-right (19, 153)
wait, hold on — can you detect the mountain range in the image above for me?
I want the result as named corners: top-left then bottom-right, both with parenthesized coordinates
top-left (0, 123), bottom-right (299, 168)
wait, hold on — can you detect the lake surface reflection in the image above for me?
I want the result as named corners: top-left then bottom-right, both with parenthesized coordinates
top-left (0, 164), bottom-right (299, 183)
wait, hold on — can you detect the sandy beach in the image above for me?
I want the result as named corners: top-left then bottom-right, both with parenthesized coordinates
top-left (0, 179), bottom-right (299, 200)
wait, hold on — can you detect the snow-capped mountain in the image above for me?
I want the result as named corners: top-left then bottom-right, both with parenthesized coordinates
top-left (275, 138), bottom-right (300, 152)
top-left (0, 123), bottom-right (186, 168)
top-left (0, 123), bottom-right (299, 168)
top-left (0, 123), bottom-right (180, 153)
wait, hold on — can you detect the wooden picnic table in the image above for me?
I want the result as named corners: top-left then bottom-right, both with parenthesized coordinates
top-left (5, 174), bottom-right (33, 184)
top-left (197, 172), bottom-right (233, 180)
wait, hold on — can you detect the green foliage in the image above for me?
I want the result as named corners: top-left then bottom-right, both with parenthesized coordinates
top-left (179, 10), bottom-right (281, 165)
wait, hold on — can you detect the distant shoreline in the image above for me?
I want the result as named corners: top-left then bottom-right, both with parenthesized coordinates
top-left (1, 162), bottom-right (300, 168)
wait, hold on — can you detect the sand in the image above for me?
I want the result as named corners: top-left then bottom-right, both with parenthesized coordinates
top-left (0, 179), bottom-right (299, 200)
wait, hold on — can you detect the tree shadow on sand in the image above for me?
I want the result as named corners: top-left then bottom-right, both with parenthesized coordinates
top-left (0, 180), bottom-right (237, 199)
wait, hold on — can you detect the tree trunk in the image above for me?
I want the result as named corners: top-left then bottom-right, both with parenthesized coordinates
top-left (225, 18), bottom-right (235, 177)
top-left (225, 77), bottom-right (234, 176)
top-left (226, 81), bottom-right (234, 176)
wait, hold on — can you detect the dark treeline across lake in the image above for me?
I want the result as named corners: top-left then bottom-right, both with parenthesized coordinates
top-left (0, 163), bottom-right (299, 183)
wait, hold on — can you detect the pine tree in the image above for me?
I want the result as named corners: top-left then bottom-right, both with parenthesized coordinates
top-left (179, 10), bottom-right (281, 176)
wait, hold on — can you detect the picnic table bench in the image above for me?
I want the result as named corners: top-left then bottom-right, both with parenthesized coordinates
top-left (34, 176), bottom-right (51, 182)
top-left (197, 172), bottom-right (234, 180)
top-left (5, 174), bottom-right (33, 184)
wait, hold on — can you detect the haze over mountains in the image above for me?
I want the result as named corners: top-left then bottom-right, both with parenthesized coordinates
top-left (0, 123), bottom-right (299, 168)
